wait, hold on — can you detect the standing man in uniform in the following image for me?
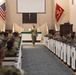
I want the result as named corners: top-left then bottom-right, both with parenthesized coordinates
top-left (30, 25), bottom-right (38, 45)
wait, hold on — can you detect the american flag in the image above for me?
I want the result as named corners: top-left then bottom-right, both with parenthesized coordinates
top-left (0, 3), bottom-right (6, 20)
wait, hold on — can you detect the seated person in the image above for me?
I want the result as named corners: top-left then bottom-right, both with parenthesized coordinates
top-left (12, 32), bottom-right (21, 49)
top-left (4, 32), bottom-right (9, 42)
top-left (0, 43), bottom-right (26, 75)
top-left (67, 32), bottom-right (76, 43)
top-left (0, 32), bottom-right (6, 46)
top-left (13, 32), bottom-right (21, 43)
top-left (0, 43), bottom-right (5, 65)
top-left (57, 33), bottom-right (67, 42)
top-left (5, 39), bottom-right (17, 56)
top-left (53, 31), bottom-right (60, 39)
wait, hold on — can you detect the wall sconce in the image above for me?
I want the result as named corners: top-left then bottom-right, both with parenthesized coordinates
top-left (72, 0), bottom-right (74, 5)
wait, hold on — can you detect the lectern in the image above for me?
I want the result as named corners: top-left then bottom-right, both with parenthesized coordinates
top-left (60, 22), bottom-right (73, 36)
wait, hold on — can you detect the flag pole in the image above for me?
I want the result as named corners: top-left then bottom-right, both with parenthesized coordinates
top-left (55, 19), bottom-right (58, 31)
top-left (55, 3), bottom-right (64, 31)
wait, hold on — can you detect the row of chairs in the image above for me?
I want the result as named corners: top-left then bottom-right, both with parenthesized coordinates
top-left (0, 31), bottom-right (25, 75)
top-left (43, 36), bottom-right (76, 71)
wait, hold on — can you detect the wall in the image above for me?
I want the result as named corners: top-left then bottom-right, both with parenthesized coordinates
top-left (6, 0), bottom-right (21, 30)
top-left (2, 0), bottom-right (76, 32)
top-left (69, 0), bottom-right (76, 32)
top-left (0, 20), bottom-right (5, 31)
top-left (54, 0), bottom-right (76, 32)
top-left (6, 0), bottom-right (54, 31)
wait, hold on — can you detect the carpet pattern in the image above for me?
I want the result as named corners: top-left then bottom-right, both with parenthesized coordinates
top-left (22, 44), bottom-right (75, 75)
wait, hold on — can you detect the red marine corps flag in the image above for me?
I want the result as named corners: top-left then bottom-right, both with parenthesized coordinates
top-left (55, 4), bottom-right (64, 22)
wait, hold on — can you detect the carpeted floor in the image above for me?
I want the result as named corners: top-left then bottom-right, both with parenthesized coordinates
top-left (22, 44), bottom-right (75, 75)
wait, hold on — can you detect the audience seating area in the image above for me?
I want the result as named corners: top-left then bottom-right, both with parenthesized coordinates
top-left (43, 36), bottom-right (76, 71)
top-left (3, 41), bottom-right (22, 69)
top-left (0, 31), bottom-right (25, 75)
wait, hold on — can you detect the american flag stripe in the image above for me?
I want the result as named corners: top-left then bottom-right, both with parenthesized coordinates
top-left (0, 13), bottom-right (6, 20)
top-left (0, 8), bottom-right (5, 14)
top-left (0, 8), bottom-right (6, 16)
top-left (0, 3), bottom-right (6, 21)
top-left (0, 8), bottom-right (6, 20)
